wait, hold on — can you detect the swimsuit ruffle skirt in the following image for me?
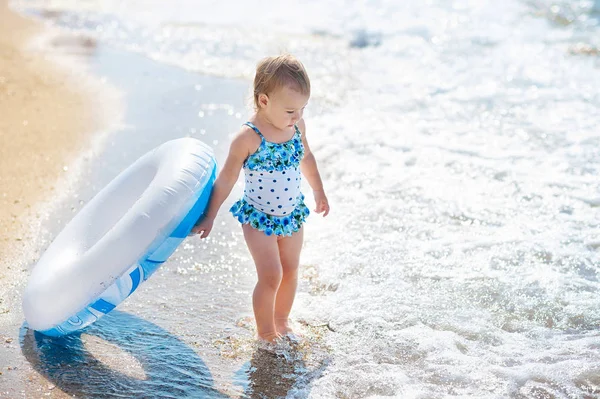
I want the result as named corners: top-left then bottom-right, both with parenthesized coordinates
top-left (230, 122), bottom-right (310, 237)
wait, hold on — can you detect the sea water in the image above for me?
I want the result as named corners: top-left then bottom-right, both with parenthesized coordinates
top-left (11, 0), bottom-right (600, 398)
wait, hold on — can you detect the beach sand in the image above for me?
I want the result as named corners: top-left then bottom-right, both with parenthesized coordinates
top-left (0, 0), bottom-right (105, 271)
top-left (0, 2), bottom-right (117, 395)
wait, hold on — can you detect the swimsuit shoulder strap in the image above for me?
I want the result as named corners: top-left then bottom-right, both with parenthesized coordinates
top-left (294, 124), bottom-right (302, 137)
top-left (244, 121), bottom-right (264, 139)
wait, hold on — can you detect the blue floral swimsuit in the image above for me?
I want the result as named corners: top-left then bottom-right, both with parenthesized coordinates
top-left (229, 121), bottom-right (310, 236)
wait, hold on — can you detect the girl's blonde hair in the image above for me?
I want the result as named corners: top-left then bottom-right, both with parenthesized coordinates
top-left (253, 54), bottom-right (310, 109)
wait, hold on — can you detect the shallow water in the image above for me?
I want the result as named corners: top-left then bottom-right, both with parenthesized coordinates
top-left (10, 0), bottom-right (600, 397)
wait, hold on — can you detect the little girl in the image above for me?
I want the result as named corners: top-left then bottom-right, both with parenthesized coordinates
top-left (192, 54), bottom-right (330, 343)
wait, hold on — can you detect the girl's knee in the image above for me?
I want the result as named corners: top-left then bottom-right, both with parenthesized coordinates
top-left (258, 267), bottom-right (283, 289)
top-left (281, 258), bottom-right (300, 275)
top-left (282, 265), bottom-right (299, 279)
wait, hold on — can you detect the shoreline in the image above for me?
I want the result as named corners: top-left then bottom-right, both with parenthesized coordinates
top-left (0, 1), bottom-right (118, 271)
top-left (0, 1), bottom-right (121, 288)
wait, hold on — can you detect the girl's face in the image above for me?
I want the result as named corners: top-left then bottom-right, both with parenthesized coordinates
top-left (259, 85), bottom-right (309, 130)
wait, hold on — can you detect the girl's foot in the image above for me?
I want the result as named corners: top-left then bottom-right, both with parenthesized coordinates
top-left (257, 331), bottom-right (282, 343)
top-left (275, 319), bottom-right (294, 336)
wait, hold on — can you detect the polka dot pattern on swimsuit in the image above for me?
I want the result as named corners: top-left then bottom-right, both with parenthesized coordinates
top-left (230, 122), bottom-right (309, 236)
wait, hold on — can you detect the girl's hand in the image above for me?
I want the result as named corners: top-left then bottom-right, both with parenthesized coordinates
top-left (191, 216), bottom-right (214, 238)
top-left (313, 190), bottom-right (330, 217)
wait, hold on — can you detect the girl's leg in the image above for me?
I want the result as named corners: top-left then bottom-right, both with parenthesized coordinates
top-left (242, 224), bottom-right (282, 342)
top-left (274, 227), bottom-right (303, 335)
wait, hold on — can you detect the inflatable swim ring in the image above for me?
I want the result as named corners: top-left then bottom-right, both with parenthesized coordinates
top-left (22, 138), bottom-right (216, 337)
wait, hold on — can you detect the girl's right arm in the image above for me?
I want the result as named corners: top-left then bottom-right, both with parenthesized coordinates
top-left (191, 131), bottom-right (251, 238)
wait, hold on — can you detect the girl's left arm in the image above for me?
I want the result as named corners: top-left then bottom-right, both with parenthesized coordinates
top-left (298, 119), bottom-right (330, 216)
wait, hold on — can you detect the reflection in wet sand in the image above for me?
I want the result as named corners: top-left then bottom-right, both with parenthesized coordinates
top-left (245, 347), bottom-right (301, 399)
top-left (233, 330), bottom-right (330, 399)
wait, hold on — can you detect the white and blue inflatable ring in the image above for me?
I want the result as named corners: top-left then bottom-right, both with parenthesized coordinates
top-left (23, 138), bottom-right (216, 337)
